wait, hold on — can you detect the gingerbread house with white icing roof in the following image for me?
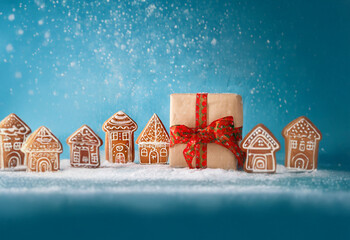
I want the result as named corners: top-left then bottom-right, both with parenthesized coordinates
top-left (102, 111), bottom-right (138, 163)
top-left (136, 114), bottom-right (170, 164)
top-left (21, 126), bottom-right (62, 172)
top-left (241, 124), bottom-right (280, 173)
top-left (282, 116), bottom-right (322, 171)
top-left (0, 113), bottom-right (31, 169)
top-left (67, 125), bottom-right (102, 168)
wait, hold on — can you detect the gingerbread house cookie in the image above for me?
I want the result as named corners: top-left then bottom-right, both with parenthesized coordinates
top-left (282, 116), bottom-right (322, 171)
top-left (102, 111), bottom-right (138, 163)
top-left (21, 126), bottom-right (62, 172)
top-left (67, 125), bottom-right (102, 168)
top-left (0, 113), bottom-right (31, 169)
top-left (241, 124), bottom-right (280, 173)
top-left (136, 114), bottom-right (170, 164)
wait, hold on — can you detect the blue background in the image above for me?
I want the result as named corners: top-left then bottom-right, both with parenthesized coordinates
top-left (0, 1), bottom-right (349, 240)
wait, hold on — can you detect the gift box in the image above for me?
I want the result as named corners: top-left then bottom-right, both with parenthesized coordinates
top-left (169, 93), bottom-right (244, 170)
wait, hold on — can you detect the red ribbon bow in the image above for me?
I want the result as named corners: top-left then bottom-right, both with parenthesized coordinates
top-left (170, 116), bottom-right (245, 168)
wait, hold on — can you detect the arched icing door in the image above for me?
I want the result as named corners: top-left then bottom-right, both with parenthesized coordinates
top-left (37, 158), bottom-right (52, 172)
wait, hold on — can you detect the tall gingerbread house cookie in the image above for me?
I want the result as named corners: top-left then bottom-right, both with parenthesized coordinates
top-left (241, 124), bottom-right (280, 173)
top-left (282, 116), bottom-right (322, 171)
top-left (102, 111), bottom-right (138, 163)
top-left (0, 114), bottom-right (31, 169)
top-left (67, 125), bottom-right (102, 168)
top-left (21, 126), bottom-right (62, 172)
top-left (136, 114), bottom-right (170, 164)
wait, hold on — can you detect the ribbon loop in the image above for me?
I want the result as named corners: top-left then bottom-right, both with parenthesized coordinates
top-left (170, 116), bottom-right (245, 168)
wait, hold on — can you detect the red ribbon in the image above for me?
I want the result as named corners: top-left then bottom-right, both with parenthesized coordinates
top-left (170, 117), bottom-right (245, 169)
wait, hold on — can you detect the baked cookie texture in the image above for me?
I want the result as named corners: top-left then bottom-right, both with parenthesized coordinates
top-left (67, 125), bottom-right (102, 168)
top-left (102, 111), bottom-right (138, 163)
top-left (241, 124), bottom-right (280, 173)
top-left (0, 113), bottom-right (31, 169)
top-left (282, 116), bottom-right (322, 171)
top-left (22, 126), bottom-right (62, 172)
top-left (136, 114), bottom-right (169, 164)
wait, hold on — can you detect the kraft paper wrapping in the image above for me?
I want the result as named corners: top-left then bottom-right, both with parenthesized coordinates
top-left (169, 93), bottom-right (243, 170)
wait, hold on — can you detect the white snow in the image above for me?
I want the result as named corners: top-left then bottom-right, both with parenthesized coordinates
top-left (8, 14), bottom-right (15, 21)
top-left (15, 71), bottom-right (22, 78)
top-left (17, 29), bottom-right (24, 35)
top-left (146, 4), bottom-right (156, 17)
top-left (211, 38), bottom-right (217, 46)
top-left (0, 159), bottom-right (349, 200)
top-left (6, 44), bottom-right (13, 52)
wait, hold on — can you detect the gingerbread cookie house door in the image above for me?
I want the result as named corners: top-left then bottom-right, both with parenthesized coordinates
top-left (37, 157), bottom-right (52, 172)
top-left (113, 143), bottom-right (128, 163)
top-left (292, 153), bottom-right (309, 170)
top-left (149, 149), bottom-right (158, 164)
top-left (8, 154), bottom-right (20, 168)
top-left (80, 148), bottom-right (89, 164)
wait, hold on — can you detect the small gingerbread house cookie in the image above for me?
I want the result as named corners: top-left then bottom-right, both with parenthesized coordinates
top-left (241, 124), bottom-right (280, 173)
top-left (282, 116), bottom-right (322, 171)
top-left (0, 113), bottom-right (31, 169)
top-left (136, 114), bottom-right (170, 164)
top-left (102, 111), bottom-right (138, 163)
top-left (67, 125), bottom-right (102, 168)
top-left (21, 126), bottom-right (62, 172)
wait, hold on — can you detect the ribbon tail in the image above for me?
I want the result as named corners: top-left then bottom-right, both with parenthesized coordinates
top-left (183, 142), bottom-right (195, 169)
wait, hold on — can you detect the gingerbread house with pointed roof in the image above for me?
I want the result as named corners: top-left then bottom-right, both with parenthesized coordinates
top-left (136, 114), bottom-right (170, 164)
top-left (0, 113), bottom-right (31, 169)
top-left (241, 124), bottom-right (280, 173)
top-left (22, 126), bottom-right (62, 172)
top-left (102, 111), bottom-right (138, 163)
top-left (282, 116), bottom-right (322, 171)
top-left (67, 125), bottom-right (102, 168)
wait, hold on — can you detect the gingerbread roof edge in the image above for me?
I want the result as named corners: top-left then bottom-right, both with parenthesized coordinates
top-left (282, 116), bottom-right (322, 140)
top-left (67, 125), bottom-right (102, 146)
top-left (241, 123), bottom-right (280, 151)
top-left (0, 113), bottom-right (31, 136)
top-left (136, 113), bottom-right (170, 144)
top-left (22, 126), bottom-right (63, 153)
top-left (102, 111), bottom-right (138, 132)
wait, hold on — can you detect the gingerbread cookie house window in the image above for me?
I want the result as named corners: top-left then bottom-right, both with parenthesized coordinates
top-left (14, 142), bottom-right (22, 150)
top-left (0, 114), bottom-right (31, 169)
top-left (136, 114), bottom-right (170, 165)
top-left (112, 132), bottom-right (118, 140)
top-left (123, 132), bottom-right (128, 141)
top-left (306, 141), bottom-right (314, 150)
top-left (4, 143), bottom-right (11, 152)
top-left (74, 152), bottom-right (79, 162)
top-left (160, 148), bottom-right (167, 157)
top-left (102, 111), bottom-right (138, 164)
top-left (141, 148), bottom-right (147, 157)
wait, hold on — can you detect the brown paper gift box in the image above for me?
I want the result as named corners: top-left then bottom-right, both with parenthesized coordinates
top-left (169, 93), bottom-right (243, 170)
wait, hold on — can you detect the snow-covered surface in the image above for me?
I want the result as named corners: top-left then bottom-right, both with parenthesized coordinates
top-left (1, 159), bottom-right (349, 198)
top-left (1, 159), bottom-right (349, 240)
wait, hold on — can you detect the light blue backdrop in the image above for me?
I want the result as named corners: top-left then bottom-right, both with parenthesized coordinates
top-left (0, 0), bottom-right (349, 167)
